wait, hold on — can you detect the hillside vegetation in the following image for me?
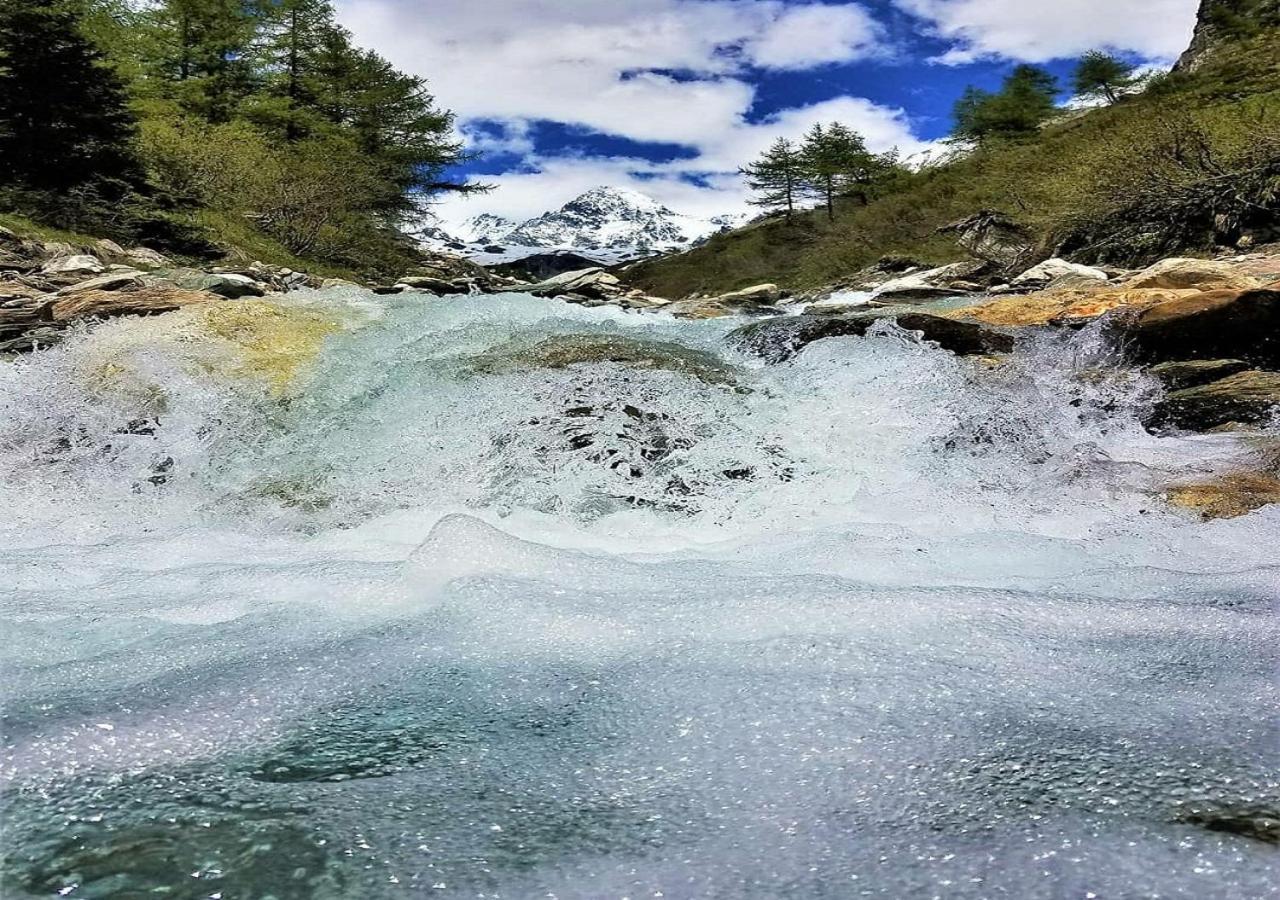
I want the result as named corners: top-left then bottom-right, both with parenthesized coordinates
top-left (0, 0), bottom-right (477, 278)
top-left (627, 25), bottom-right (1280, 299)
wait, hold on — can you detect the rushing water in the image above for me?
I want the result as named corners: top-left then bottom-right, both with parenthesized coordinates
top-left (1, 290), bottom-right (1277, 899)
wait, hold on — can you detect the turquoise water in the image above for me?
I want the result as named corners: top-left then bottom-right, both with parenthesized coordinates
top-left (1, 291), bottom-right (1277, 898)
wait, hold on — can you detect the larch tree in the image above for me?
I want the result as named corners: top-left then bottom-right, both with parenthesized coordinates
top-left (740, 138), bottom-right (805, 223)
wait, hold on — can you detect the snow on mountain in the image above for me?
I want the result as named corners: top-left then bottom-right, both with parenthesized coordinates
top-left (423, 187), bottom-right (747, 263)
top-left (453, 213), bottom-right (519, 245)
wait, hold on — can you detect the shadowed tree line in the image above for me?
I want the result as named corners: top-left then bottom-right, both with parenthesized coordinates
top-left (0, 0), bottom-right (480, 272)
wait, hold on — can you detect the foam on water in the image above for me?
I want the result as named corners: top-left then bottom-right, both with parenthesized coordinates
top-left (1, 290), bottom-right (1277, 898)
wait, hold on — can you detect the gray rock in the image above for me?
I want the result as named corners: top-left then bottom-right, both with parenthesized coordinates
top-left (1149, 359), bottom-right (1250, 391)
top-left (57, 271), bottom-right (145, 295)
top-left (1012, 258), bottom-right (1109, 288)
top-left (1147, 370), bottom-right (1280, 432)
top-left (197, 273), bottom-right (266, 299)
top-left (730, 311), bottom-right (1014, 363)
top-left (41, 255), bottom-right (105, 276)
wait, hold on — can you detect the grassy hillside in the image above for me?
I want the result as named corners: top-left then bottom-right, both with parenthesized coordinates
top-left (627, 28), bottom-right (1280, 299)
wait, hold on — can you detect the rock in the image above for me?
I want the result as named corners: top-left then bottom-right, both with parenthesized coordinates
top-left (1147, 370), bottom-right (1280, 432)
top-left (1166, 472), bottom-right (1280, 520)
top-left (320, 277), bottom-right (360, 290)
top-left (870, 263), bottom-right (985, 304)
top-left (948, 287), bottom-right (1202, 327)
top-left (196, 301), bottom-right (343, 394)
top-left (91, 239), bottom-right (126, 261)
top-left (493, 251), bottom-right (604, 282)
top-left (0, 325), bottom-right (63, 353)
top-left (1120, 257), bottom-right (1262, 292)
top-left (397, 276), bottom-right (470, 295)
top-left (472, 333), bottom-right (740, 386)
top-left (1012, 258), bottom-right (1109, 288)
top-left (664, 284), bottom-right (785, 319)
top-left (56, 271), bottom-right (145, 295)
top-left (528, 268), bottom-right (624, 301)
top-left (196, 273), bottom-right (267, 299)
top-left (40, 254), bottom-right (104, 276)
top-left (1149, 359), bottom-right (1251, 391)
top-left (1120, 288), bottom-right (1280, 368)
top-left (938, 210), bottom-right (1036, 271)
top-left (123, 247), bottom-right (171, 269)
top-left (50, 286), bottom-right (221, 322)
top-left (39, 241), bottom-right (75, 259)
top-left (729, 311), bottom-right (1013, 363)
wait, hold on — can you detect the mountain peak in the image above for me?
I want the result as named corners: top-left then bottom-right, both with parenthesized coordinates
top-left (424, 186), bottom-right (747, 262)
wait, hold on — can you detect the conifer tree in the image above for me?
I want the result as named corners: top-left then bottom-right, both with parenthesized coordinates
top-left (800, 122), bottom-right (888, 220)
top-left (952, 65), bottom-right (1059, 143)
top-left (740, 138), bottom-right (804, 223)
top-left (143, 0), bottom-right (256, 122)
top-left (0, 0), bottom-right (142, 193)
top-left (1072, 50), bottom-right (1137, 104)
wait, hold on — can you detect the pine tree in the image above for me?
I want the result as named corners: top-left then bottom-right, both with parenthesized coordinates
top-left (252, 0), bottom-right (334, 140)
top-left (740, 138), bottom-right (804, 223)
top-left (951, 65), bottom-right (1059, 143)
top-left (0, 0), bottom-right (143, 193)
top-left (142, 0), bottom-right (256, 122)
top-left (800, 122), bottom-right (892, 218)
top-left (1072, 50), bottom-right (1137, 104)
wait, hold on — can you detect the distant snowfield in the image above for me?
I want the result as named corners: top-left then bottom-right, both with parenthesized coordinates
top-left (418, 186), bottom-right (748, 266)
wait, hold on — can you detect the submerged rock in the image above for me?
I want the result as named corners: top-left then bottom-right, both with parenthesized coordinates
top-left (196, 300), bottom-right (345, 394)
top-left (1166, 472), bottom-right (1280, 520)
top-left (730, 312), bottom-right (1013, 363)
top-left (1148, 359), bottom-right (1250, 391)
top-left (1148, 370), bottom-right (1280, 432)
top-left (473, 333), bottom-right (740, 386)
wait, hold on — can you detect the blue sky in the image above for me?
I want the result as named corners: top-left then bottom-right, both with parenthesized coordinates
top-left (335, 0), bottom-right (1203, 225)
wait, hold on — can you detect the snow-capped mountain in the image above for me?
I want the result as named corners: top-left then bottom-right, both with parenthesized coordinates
top-left (422, 187), bottom-right (747, 263)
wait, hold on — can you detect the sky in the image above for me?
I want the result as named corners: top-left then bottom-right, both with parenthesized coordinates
top-left (334, 0), bottom-right (1204, 227)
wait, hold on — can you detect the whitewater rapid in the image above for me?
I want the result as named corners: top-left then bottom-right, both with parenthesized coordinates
top-left (1, 290), bottom-right (1277, 898)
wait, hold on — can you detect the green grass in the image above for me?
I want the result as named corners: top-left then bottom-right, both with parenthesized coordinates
top-left (627, 29), bottom-right (1280, 299)
top-left (0, 211), bottom-right (109, 249)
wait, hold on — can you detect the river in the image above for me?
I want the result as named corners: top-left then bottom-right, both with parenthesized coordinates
top-left (1, 290), bottom-right (1276, 898)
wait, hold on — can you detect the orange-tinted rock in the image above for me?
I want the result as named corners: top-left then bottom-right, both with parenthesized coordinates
top-left (50, 286), bottom-right (221, 322)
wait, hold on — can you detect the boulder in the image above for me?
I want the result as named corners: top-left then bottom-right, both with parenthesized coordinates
top-left (530, 269), bottom-right (623, 301)
top-left (471, 333), bottom-right (740, 386)
top-left (196, 273), bottom-right (267, 299)
top-left (664, 284), bottom-right (784, 319)
top-left (50, 286), bottom-right (221, 322)
top-left (1147, 370), bottom-right (1280, 432)
top-left (1120, 288), bottom-right (1280, 368)
top-left (1120, 257), bottom-right (1262, 292)
top-left (41, 255), bottom-right (104, 277)
top-left (91, 239), bottom-right (126, 261)
top-left (1148, 359), bottom-right (1250, 391)
top-left (938, 210), bottom-right (1036, 271)
top-left (56, 271), bottom-right (145, 295)
top-left (729, 311), bottom-right (1013, 363)
top-left (0, 326), bottom-right (63, 353)
top-left (948, 287), bottom-right (1199, 327)
top-left (1011, 258), bottom-right (1109, 288)
top-left (122, 247), bottom-right (171, 269)
top-left (397, 276), bottom-right (471, 295)
top-left (1166, 472), bottom-right (1280, 520)
top-left (869, 263), bottom-right (984, 304)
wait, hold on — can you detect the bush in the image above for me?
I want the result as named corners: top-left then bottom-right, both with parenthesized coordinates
top-left (1052, 101), bottom-right (1280, 262)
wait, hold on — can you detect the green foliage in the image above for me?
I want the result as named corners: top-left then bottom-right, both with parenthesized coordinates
top-left (739, 138), bottom-right (805, 222)
top-left (0, 0), bottom-right (143, 193)
top-left (0, 0), bottom-right (477, 275)
top-left (1072, 51), bottom-right (1138, 104)
top-left (1053, 100), bottom-right (1280, 263)
top-left (953, 65), bottom-right (1059, 143)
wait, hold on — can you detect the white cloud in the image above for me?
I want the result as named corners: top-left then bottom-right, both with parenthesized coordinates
top-left (896, 0), bottom-right (1200, 64)
top-left (748, 3), bottom-right (888, 69)
top-left (335, 0), bottom-right (922, 223)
